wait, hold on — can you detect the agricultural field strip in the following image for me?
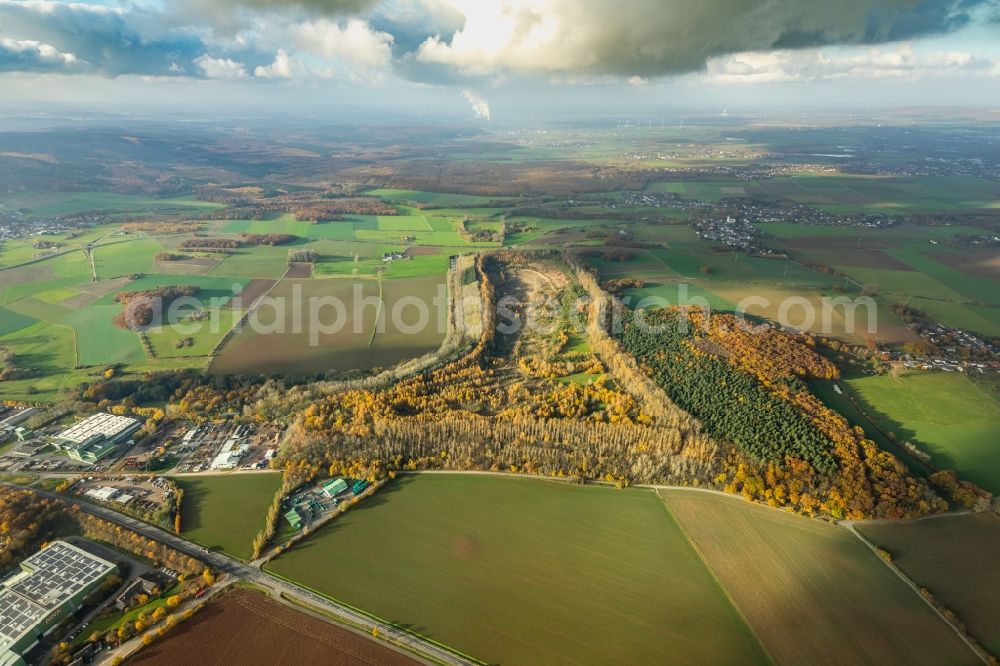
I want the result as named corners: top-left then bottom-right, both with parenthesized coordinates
top-left (856, 513), bottom-right (1000, 657)
top-left (840, 517), bottom-right (990, 663)
top-left (653, 491), bottom-right (773, 663)
top-left (661, 487), bottom-right (984, 665)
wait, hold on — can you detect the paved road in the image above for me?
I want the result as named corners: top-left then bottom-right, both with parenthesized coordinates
top-left (2, 482), bottom-right (475, 666)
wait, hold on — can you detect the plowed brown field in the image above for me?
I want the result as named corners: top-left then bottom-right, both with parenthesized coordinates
top-left (129, 590), bottom-right (416, 666)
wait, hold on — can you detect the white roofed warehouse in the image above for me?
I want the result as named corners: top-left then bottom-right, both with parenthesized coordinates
top-left (55, 413), bottom-right (141, 465)
top-left (0, 541), bottom-right (117, 666)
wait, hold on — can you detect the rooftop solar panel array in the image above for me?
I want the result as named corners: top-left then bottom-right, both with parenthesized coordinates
top-left (11, 543), bottom-right (113, 609)
top-left (0, 542), bottom-right (116, 652)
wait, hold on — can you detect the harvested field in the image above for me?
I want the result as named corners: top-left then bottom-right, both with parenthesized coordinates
top-left (154, 256), bottom-right (219, 275)
top-left (227, 278), bottom-right (277, 308)
top-left (0, 263), bottom-right (54, 286)
top-left (284, 262), bottom-right (313, 278)
top-left (403, 245), bottom-right (440, 256)
top-left (930, 249), bottom-right (1000, 280)
top-left (129, 589), bottom-right (416, 666)
top-left (777, 236), bottom-right (897, 251)
top-left (60, 276), bottom-right (131, 309)
top-left (859, 513), bottom-right (1000, 656)
top-left (825, 248), bottom-right (914, 270)
top-left (209, 276), bottom-right (445, 376)
top-left (661, 490), bottom-right (979, 666)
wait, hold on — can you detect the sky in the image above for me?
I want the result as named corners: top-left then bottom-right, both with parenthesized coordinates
top-left (1, 0), bottom-right (1000, 118)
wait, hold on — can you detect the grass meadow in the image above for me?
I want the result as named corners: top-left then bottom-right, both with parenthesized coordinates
top-left (176, 472), bottom-right (282, 560)
top-left (843, 371), bottom-right (1000, 493)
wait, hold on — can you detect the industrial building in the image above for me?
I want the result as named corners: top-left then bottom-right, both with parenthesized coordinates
top-left (56, 413), bottom-right (141, 465)
top-left (209, 427), bottom-right (250, 470)
top-left (0, 407), bottom-right (37, 430)
top-left (0, 542), bottom-right (117, 666)
top-left (284, 506), bottom-right (307, 530)
top-left (321, 478), bottom-right (348, 498)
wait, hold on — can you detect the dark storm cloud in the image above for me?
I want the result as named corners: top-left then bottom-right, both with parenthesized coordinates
top-left (409, 0), bottom-right (1000, 79)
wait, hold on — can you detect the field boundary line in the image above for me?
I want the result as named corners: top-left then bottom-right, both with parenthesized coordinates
top-left (654, 490), bottom-right (776, 666)
top-left (842, 521), bottom-right (990, 664)
top-left (207, 272), bottom-right (285, 362)
top-left (368, 276), bottom-right (384, 348)
top-left (278, 592), bottom-right (446, 666)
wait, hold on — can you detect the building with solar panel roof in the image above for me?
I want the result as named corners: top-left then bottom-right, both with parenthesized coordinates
top-left (0, 541), bottom-right (117, 666)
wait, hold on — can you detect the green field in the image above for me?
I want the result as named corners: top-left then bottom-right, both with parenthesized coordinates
top-left (363, 189), bottom-right (510, 207)
top-left (176, 473), bottom-right (282, 560)
top-left (649, 174), bottom-right (1000, 214)
top-left (64, 304), bottom-right (146, 366)
top-left (843, 371), bottom-right (1000, 493)
top-left (374, 215), bottom-right (433, 232)
top-left (662, 490), bottom-right (979, 665)
top-left (0, 321), bottom-right (87, 400)
top-left (0, 307), bottom-right (37, 336)
top-left (92, 238), bottom-right (162, 279)
top-left (267, 475), bottom-right (768, 665)
top-left (910, 298), bottom-right (1000, 339)
top-left (210, 246), bottom-right (291, 279)
top-left (99, 274), bottom-right (251, 307)
top-left (146, 308), bottom-right (241, 358)
top-left (0, 191), bottom-right (222, 217)
top-left (620, 281), bottom-right (733, 310)
top-left (860, 513), bottom-right (1000, 656)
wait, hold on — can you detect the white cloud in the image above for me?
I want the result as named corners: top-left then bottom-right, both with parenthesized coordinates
top-left (254, 49), bottom-right (306, 78)
top-left (703, 44), bottom-right (1000, 84)
top-left (0, 38), bottom-right (78, 64)
top-left (290, 19), bottom-right (393, 70)
top-left (194, 54), bottom-right (248, 79)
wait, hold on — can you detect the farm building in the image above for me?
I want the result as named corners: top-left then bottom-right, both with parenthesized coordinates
top-left (284, 507), bottom-right (306, 530)
top-left (56, 413), bottom-right (141, 465)
top-left (0, 541), bottom-right (117, 666)
top-left (321, 478), bottom-right (348, 498)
